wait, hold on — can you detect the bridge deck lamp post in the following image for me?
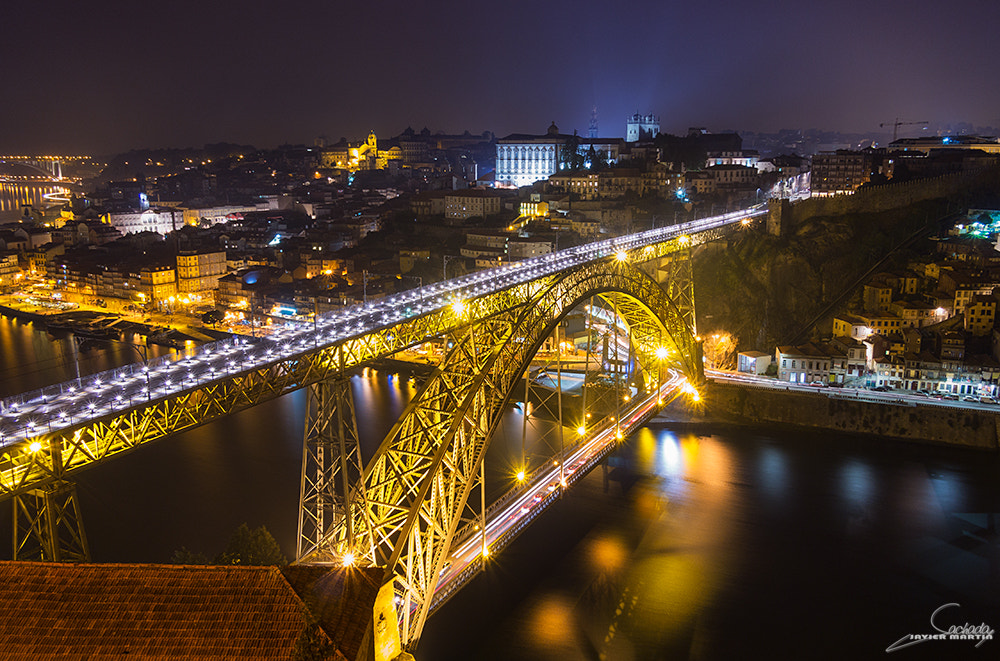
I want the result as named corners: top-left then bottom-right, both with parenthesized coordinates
top-left (109, 338), bottom-right (151, 401)
top-left (655, 345), bottom-right (669, 404)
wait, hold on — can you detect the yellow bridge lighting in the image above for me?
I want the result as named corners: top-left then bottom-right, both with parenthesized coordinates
top-left (680, 381), bottom-right (702, 402)
top-left (341, 551), bottom-right (355, 567)
top-left (678, 235), bottom-right (691, 245)
top-left (28, 441), bottom-right (42, 453)
top-left (615, 250), bottom-right (628, 262)
top-left (655, 346), bottom-right (669, 360)
top-left (450, 299), bottom-right (466, 315)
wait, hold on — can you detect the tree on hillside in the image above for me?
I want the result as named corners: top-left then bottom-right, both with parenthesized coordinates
top-left (215, 523), bottom-right (287, 566)
top-left (170, 546), bottom-right (209, 564)
top-left (561, 132), bottom-right (584, 171)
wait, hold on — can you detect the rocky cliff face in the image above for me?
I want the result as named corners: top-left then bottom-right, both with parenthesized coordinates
top-left (693, 198), bottom-right (953, 352)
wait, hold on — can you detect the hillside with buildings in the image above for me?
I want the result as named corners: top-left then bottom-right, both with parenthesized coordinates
top-left (696, 196), bottom-right (959, 352)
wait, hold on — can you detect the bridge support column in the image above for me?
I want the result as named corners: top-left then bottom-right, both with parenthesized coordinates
top-left (13, 480), bottom-right (90, 562)
top-left (297, 376), bottom-right (366, 562)
top-left (645, 249), bottom-right (696, 334)
top-left (640, 247), bottom-right (704, 384)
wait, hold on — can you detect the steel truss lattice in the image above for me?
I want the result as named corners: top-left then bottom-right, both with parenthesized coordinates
top-left (13, 480), bottom-right (90, 562)
top-left (297, 252), bottom-right (702, 648)
top-left (1, 235), bottom-right (702, 606)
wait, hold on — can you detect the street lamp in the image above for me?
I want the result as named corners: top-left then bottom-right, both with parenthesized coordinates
top-left (109, 337), bottom-right (152, 400)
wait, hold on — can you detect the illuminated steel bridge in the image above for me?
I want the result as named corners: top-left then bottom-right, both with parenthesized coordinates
top-left (0, 205), bottom-right (767, 652)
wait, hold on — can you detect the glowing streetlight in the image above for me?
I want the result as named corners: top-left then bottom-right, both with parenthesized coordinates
top-left (516, 470), bottom-right (526, 482)
top-left (28, 441), bottom-right (42, 453)
top-left (681, 380), bottom-right (702, 403)
top-left (615, 250), bottom-right (628, 263)
top-left (577, 425), bottom-right (586, 436)
top-left (342, 551), bottom-right (355, 567)
top-left (450, 299), bottom-right (466, 315)
top-left (655, 346), bottom-right (669, 360)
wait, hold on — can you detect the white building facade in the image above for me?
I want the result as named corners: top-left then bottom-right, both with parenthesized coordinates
top-left (496, 122), bottom-right (622, 188)
top-left (105, 209), bottom-right (179, 235)
top-left (496, 127), bottom-right (564, 188)
top-left (626, 113), bottom-right (659, 142)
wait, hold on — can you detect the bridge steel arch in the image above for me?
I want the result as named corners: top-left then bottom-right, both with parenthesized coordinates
top-left (298, 254), bottom-right (703, 648)
top-left (0, 223), bottom-right (721, 566)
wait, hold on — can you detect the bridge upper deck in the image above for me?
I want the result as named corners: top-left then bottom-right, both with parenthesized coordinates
top-left (0, 206), bottom-right (765, 495)
top-left (0, 205), bottom-right (764, 443)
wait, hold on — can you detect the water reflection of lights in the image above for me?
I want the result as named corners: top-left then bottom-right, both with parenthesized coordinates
top-left (590, 535), bottom-right (627, 573)
top-left (928, 469), bottom-right (963, 512)
top-left (840, 460), bottom-right (874, 506)
top-left (634, 428), bottom-right (657, 472)
top-left (529, 595), bottom-right (576, 648)
top-left (759, 447), bottom-right (788, 500)
top-left (658, 430), bottom-right (684, 477)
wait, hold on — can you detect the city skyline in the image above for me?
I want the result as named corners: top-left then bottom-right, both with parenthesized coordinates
top-left (4, 0), bottom-right (1000, 153)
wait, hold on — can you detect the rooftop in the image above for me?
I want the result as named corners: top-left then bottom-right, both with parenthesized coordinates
top-left (0, 561), bottom-right (328, 660)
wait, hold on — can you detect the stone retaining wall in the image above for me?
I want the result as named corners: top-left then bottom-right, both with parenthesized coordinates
top-left (705, 382), bottom-right (1000, 450)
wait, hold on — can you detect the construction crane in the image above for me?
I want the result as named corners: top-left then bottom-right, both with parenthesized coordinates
top-left (880, 118), bottom-right (929, 142)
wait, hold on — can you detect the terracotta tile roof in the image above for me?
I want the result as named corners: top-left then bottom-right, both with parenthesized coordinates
top-left (0, 561), bottom-right (331, 660)
top-left (283, 565), bottom-right (384, 661)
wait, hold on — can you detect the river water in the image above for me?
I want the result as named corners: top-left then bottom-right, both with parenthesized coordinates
top-left (0, 182), bottom-right (69, 221)
top-left (1, 315), bottom-right (998, 660)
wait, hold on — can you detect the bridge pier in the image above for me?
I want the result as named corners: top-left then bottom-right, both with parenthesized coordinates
top-left (13, 479), bottom-right (90, 562)
top-left (297, 375), bottom-right (367, 562)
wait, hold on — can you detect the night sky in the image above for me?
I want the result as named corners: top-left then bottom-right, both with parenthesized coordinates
top-left (3, 0), bottom-right (999, 154)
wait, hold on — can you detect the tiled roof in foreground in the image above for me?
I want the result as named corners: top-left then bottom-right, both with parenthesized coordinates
top-left (0, 561), bottom-right (335, 660)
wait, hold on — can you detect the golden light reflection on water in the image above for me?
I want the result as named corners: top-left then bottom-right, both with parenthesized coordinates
top-left (528, 594), bottom-right (577, 649)
top-left (589, 534), bottom-right (627, 574)
top-left (0, 183), bottom-right (68, 214)
top-left (595, 432), bottom-right (741, 656)
top-left (634, 428), bottom-right (657, 473)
